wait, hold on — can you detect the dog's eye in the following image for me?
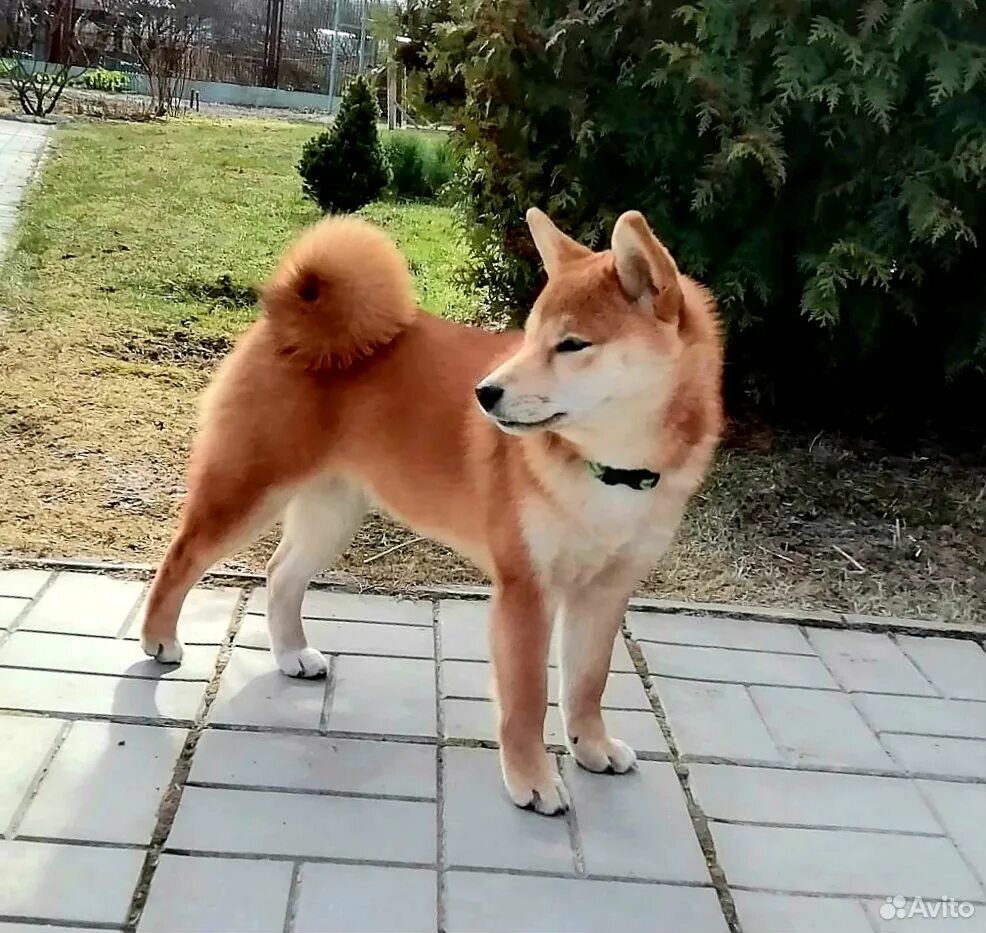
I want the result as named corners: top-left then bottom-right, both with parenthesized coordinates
top-left (555, 337), bottom-right (592, 353)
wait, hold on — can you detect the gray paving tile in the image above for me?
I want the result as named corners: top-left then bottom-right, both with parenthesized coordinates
top-left (442, 697), bottom-right (559, 743)
top-left (601, 708), bottom-right (671, 755)
top-left (0, 631), bottom-right (219, 680)
top-left (0, 597), bottom-right (29, 628)
top-left (854, 694), bottom-right (986, 739)
top-left (710, 823), bottom-right (985, 899)
top-left (329, 655), bottom-right (436, 737)
top-left (918, 780), bottom-right (986, 883)
top-left (627, 612), bottom-right (812, 653)
top-left (562, 759), bottom-right (709, 880)
top-left (652, 677), bottom-right (783, 761)
top-left (441, 698), bottom-right (668, 754)
top-left (0, 715), bottom-right (63, 833)
top-left (208, 648), bottom-right (326, 730)
top-left (190, 730), bottom-right (436, 798)
top-left (0, 925), bottom-right (91, 933)
top-left (18, 721), bottom-right (185, 844)
top-left (605, 635), bottom-right (636, 671)
top-left (167, 786), bottom-right (435, 862)
top-left (442, 746), bottom-right (574, 872)
top-left (246, 587), bottom-right (432, 625)
top-left (124, 586), bottom-right (241, 645)
top-left (628, 595), bottom-right (843, 622)
top-left (0, 186), bottom-right (27, 206)
top-left (643, 641), bottom-right (838, 688)
top-left (0, 839), bottom-right (144, 924)
top-left (440, 659), bottom-right (496, 699)
top-left (294, 863), bottom-right (436, 933)
top-left (437, 599), bottom-right (488, 660)
top-left (440, 660), bottom-right (650, 709)
top-left (438, 600), bottom-right (634, 670)
top-left (689, 763), bottom-right (942, 833)
top-left (237, 613), bottom-right (433, 658)
top-left (0, 568), bottom-right (50, 598)
top-left (22, 572), bottom-right (144, 636)
top-left (896, 635), bottom-right (986, 701)
top-left (138, 854), bottom-right (293, 933)
top-left (881, 733), bottom-right (986, 779)
top-left (0, 668), bottom-right (205, 721)
top-left (444, 870), bottom-right (730, 933)
top-left (750, 685), bottom-right (896, 770)
top-left (733, 891), bottom-right (874, 933)
top-left (807, 629), bottom-right (936, 696)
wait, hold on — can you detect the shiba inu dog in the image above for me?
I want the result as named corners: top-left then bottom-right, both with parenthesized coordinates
top-left (141, 208), bottom-right (723, 814)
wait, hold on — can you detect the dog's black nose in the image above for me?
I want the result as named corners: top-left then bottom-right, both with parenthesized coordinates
top-left (475, 383), bottom-right (504, 412)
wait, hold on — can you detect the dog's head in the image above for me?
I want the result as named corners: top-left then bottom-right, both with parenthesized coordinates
top-left (476, 209), bottom-right (687, 438)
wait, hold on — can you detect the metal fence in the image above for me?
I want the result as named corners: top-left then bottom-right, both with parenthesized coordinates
top-left (32, 0), bottom-right (393, 98)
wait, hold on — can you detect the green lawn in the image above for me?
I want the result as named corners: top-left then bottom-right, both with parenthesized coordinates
top-left (6, 119), bottom-right (475, 337)
top-left (0, 117), bottom-right (477, 563)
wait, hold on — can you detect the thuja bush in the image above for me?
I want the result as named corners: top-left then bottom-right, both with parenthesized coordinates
top-left (436, 0), bottom-right (986, 432)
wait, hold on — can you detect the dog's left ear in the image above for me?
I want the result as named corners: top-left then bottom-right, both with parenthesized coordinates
top-left (611, 211), bottom-right (683, 323)
top-left (527, 208), bottom-right (592, 277)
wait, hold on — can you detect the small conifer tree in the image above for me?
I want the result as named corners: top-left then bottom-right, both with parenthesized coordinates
top-left (297, 77), bottom-right (391, 213)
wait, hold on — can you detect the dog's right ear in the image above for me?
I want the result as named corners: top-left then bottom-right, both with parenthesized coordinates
top-left (526, 208), bottom-right (591, 277)
top-left (611, 210), bottom-right (683, 323)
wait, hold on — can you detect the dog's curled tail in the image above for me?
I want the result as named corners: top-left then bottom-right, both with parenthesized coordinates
top-left (261, 215), bottom-right (417, 368)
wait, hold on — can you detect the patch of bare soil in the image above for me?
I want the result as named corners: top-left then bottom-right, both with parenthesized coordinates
top-left (108, 327), bottom-right (233, 365)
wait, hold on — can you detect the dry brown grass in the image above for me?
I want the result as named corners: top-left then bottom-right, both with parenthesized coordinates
top-left (2, 119), bottom-right (983, 624)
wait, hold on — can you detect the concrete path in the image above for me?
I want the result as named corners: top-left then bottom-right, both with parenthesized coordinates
top-left (0, 119), bottom-right (52, 256)
top-left (1, 567), bottom-right (984, 932)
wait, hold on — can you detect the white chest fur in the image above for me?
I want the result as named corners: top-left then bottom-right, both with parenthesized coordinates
top-left (521, 466), bottom-right (695, 589)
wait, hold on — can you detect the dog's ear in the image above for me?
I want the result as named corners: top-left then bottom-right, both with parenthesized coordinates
top-left (526, 208), bottom-right (591, 277)
top-left (611, 211), bottom-right (683, 323)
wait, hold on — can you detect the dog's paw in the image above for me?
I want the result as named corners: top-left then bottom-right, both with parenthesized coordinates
top-left (570, 734), bottom-right (638, 774)
top-left (502, 757), bottom-right (570, 816)
top-left (140, 635), bottom-right (183, 665)
top-left (275, 646), bottom-right (328, 679)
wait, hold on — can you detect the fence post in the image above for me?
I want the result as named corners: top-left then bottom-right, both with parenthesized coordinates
top-left (386, 58), bottom-right (396, 129)
top-left (357, 0), bottom-right (367, 74)
top-left (327, 0), bottom-right (342, 107)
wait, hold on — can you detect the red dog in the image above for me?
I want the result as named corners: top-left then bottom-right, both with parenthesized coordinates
top-left (142, 208), bottom-right (723, 814)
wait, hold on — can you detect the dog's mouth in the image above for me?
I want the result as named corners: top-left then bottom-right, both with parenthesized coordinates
top-left (492, 412), bottom-right (566, 434)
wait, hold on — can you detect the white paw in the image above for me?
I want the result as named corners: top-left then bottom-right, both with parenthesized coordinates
top-left (140, 635), bottom-right (183, 665)
top-left (502, 760), bottom-right (571, 816)
top-left (570, 734), bottom-right (638, 774)
top-left (275, 646), bottom-right (328, 679)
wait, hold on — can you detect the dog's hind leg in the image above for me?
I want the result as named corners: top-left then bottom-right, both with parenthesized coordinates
top-left (141, 482), bottom-right (286, 665)
top-left (266, 475), bottom-right (368, 679)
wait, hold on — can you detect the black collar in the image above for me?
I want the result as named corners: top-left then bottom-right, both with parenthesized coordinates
top-left (585, 460), bottom-right (662, 491)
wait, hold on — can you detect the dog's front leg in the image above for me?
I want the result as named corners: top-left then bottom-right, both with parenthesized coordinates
top-left (489, 577), bottom-right (569, 816)
top-left (559, 579), bottom-right (638, 774)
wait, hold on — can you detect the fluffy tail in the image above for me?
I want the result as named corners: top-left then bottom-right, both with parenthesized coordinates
top-left (261, 215), bottom-right (417, 368)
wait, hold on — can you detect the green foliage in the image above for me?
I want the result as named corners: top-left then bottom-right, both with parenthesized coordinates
top-left (77, 68), bottom-right (132, 93)
top-left (436, 0), bottom-right (986, 431)
top-left (396, 0), bottom-right (467, 118)
top-left (297, 76), bottom-right (391, 213)
top-left (382, 130), bottom-right (458, 201)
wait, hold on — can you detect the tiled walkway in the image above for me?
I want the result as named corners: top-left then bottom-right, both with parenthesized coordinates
top-left (0, 119), bottom-right (51, 256)
top-left (1, 567), bottom-right (985, 931)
